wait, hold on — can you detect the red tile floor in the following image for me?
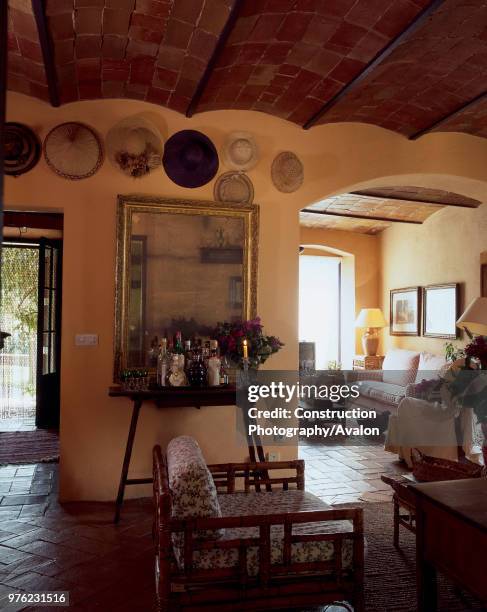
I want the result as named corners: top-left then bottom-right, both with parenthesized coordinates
top-left (0, 442), bottom-right (408, 611)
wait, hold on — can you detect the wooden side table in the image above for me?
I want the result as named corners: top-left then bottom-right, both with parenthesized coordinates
top-left (353, 354), bottom-right (384, 370)
top-left (381, 474), bottom-right (417, 548)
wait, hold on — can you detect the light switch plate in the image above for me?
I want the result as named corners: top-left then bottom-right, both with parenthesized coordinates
top-left (75, 334), bottom-right (98, 346)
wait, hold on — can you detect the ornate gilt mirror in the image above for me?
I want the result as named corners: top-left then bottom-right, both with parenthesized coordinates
top-left (114, 195), bottom-right (259, 378)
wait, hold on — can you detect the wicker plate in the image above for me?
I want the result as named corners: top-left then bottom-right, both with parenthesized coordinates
top-left (214, 171), bottom-right (254, 204)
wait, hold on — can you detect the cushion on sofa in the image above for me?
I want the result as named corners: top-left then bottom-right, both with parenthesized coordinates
top-left (414, 351), bottom-right (447, 383)
top-left (382, 349), bottom-right (420, 387)
top-left (167, 436), bottom-right (223, 538)
top-left (172, 489), bottom-right (354, 575)
top-left (357, 380), bottom-right (406, 406)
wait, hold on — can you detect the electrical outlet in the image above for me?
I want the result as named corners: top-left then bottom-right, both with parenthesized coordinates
top-left (266, 451), bottom-right (280, 462)
top-left (75, 334), bottom-right (98, 346)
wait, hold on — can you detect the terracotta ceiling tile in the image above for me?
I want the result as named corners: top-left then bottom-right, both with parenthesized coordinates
top-left (306, 48), bottom-right (342, 76)
top-left (261, 42), bottom-right (293, 65)
top-left (106, 0), bottom-right (136, 9)
top-left (302, 16), bottom-right (338, 46)
top-left (8, 73), bottom-right (31, 95)
top-left (75, 35), bottom-right (102, 59)
top-left (238, 42), bottom-right (266, 63)
top-left (135, 0), bottom-right (172, 18)
top-left (174, 76), bottom-right (199, 98)
top-left (266, 0), bottom-right (296, 12)
top-left (249, 14), bottom-right (286, 42)
top-left (17, 38), bottom-right (43, 62)
top-left (248, 63), bottom-right (277, 86)
top-left (79, 81), bottom-right (102, 99)
top-left (276, 12), bottom-right (313, 42)
top-left (198, 1), bottom-right (232, 35)
top-left (8, 53), bottom-right (25, 76)
top-left (329, 57), bottom-right (366, 84)
top-left (8, 33), bottom-right (20, 54)
top-left (146, 86), bottom-right (171, 104)
top-left (45, 0), bottom-right (75, 15)
top-left (164, 19), bottom-right (194, 49)
top-left (189, 29), bottom-right (217, 61)
top-left (9, 0), bottom-right (34, 12)
top-left (131, 12), bottom-right (166, 31)
top-left (75, 8), bottom-right (103, 34)
top-left (154, 67), bottom-right (178, 88)
top-left (320, 0), bottom-right (357, 19)
top-left (129, 56), bottom-right (156, 84)
top-left (74, 0), bottom-right (104, 6)
top-left (167, 92), bottom-right (191, 113)
top-left (235, 84), bottom-right (265, 104)
top-left (53, 38), bottom-right (75, 64)
top-left (346, 0), bottom-right (394, 29)
top-left (374, 0), bottom-right (421, 38)
top-left (58, 81), bottom-right (79, 103)
top-left (228, 15), bottom-right (258, 44)
top-left (126, 39), bottom-right (160, 58)
top-left (48, 13), bottom-right (74, 40)
top-left (287, 96), bottom-right (325, 123)
top-left (76, 57), bottom-right (101, 81)
top-left (348, 30), bottom-right (388, 62)
top-left (103, 9), bottom-right (131, 36)
top-left (102, 36), bottom-right (128, 60)
top-left (328, 21), bottom-right (368, 50)
top-left (292, 68), bottom-right (321, 96)
top-left (217, 44), bottom-right (241, 67)
top-left (57, 62), bottom-right (77, 82)
top-left (278, 63), bottom-right (301, 76)
top-left (10, 8), bottom-right (39, 42)
top-left (239, 0), bottom-right (264, 18)
top-left (156, 46), bottom-right (185, 71)
top-left (125, 82), bottom-right (149, 99)
top-left (102, 80), bottom-right (126, 97)
top-left (129, 26), bottom-right (164, 45)
top-left (171, 0), bottom-right (205, 25)
top-left (286, 42), bottom-right (320, 66)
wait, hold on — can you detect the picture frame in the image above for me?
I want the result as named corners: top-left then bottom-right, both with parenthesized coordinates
top-left (422, 283), bottom-right (459, 339)
top-left (389, 287), bottom-right (421, 336)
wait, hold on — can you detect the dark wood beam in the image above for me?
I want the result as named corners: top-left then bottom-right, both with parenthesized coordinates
top-left (301, 208), bottom-right (423, 225)
top-left (409, 90), bottom-right (487, 140)
top-left (302, 0), bottom-right (446, 130)
top-left (0, 0), bottom-right (8, 240)
top-left (186, 0), bottom-right (244, 118)
top-left (351, 191), bottom-right (479, 209)
top-left (3, 211), bottom-right (64, 231)
top-left (32, 0), bottom-right (60, 107)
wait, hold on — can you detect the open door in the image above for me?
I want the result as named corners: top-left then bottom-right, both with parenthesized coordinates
top-left (36, 238), bottom-right (62, 429)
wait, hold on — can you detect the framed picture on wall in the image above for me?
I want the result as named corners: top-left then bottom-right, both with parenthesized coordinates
top-left (390, 287), bottom-right (421, 336)
top-left (422, 283), bottom-right (459, 339)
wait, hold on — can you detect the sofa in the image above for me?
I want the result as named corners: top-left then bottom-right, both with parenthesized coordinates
top-left (153, 436), bottom-right (364, 612)
top-left (348, 349), bottom-right (446, 417)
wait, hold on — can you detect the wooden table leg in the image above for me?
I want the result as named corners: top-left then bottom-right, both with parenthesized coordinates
top-left (393, 495), bottom-right (400, 548)
top-left (114, 398), bottom-right (142, 523)
top-left (416, 504), bottom-right (438, 611)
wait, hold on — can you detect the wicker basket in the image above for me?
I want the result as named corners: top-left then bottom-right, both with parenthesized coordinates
top-left (411, 449), bottom-right (484, 482)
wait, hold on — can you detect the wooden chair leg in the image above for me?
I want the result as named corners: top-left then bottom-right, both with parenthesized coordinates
top-left (393, 496), bottom-right (400, 548)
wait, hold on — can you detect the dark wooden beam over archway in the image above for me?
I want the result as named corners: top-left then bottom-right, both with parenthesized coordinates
top-left (32, 0), bottom-right (60, 107)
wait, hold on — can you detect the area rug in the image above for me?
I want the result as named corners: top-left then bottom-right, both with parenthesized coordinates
top-left (0, 430), bottom-right (59, 465)
top-left (360, 501), bottom-right (483, 612)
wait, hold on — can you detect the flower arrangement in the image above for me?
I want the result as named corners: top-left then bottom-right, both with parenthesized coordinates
top-left (212, 317), bottom-right (284, 368)
top-left (115, 144), bottom-right (160, 178)
top-left (464, 335), bottom-right (487, 367)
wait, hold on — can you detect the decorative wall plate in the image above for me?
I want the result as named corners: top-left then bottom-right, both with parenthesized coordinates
top-left (4, 122), bottom-right (41, 176)
top-left (222, 132), bottom-right (258, 171)
top-left (163, 130), bottom-right (218, 188)
top-left (271, 151), bottom-right (304, 193)
top-left (214, 171), bottom-right (254, 204)
top-left (43, 122), bottom-right (104, 180)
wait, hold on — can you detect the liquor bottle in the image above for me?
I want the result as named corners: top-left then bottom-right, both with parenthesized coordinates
top-left (147, 335), bottom-right (159, 368)
top-left (184, 340), bottom-right (193, 373)
top-left (219, 355), bottom-right (229, 385)
top-left (157, 338), bottom-right (169, 387)
top-left (173, 331), bottom-right (185, 369)
top-left (207, 340), bottom-right (221, 386)
top-left (187, 348), bottom-right (207, 387)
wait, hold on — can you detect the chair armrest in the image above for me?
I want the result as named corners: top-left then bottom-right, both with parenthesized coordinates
top-left (207, 459), bottom-right (305, 493)
top-left (347, 370), bottom-right (383, 383)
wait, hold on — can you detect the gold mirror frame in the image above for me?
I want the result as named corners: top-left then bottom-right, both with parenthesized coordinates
top-left (114, 195), bottom-right (259, 380)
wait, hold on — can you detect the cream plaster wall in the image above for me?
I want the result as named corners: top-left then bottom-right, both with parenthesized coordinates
top-left (5, 91), bottom-right (487, 500)
top-left (380, 204), bottom-right (487, 357)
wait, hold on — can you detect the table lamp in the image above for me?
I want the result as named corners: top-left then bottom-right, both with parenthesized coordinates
top-left (456, 297), bottom-right (487, 338)
top-left (355, 308), bottom-right (387, 356)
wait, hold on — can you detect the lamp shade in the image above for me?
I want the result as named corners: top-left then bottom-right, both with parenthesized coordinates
top-left (355, 308), bottom-right (387, 328)
top-left (456, 297), bottom-right (487, 335)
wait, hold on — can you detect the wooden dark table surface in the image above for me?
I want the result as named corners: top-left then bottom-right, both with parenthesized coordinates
top-left (410, 478), bottom-right (487, 611)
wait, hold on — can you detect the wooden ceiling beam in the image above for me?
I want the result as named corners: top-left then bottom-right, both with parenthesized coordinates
top-left (186, 0), bottom-right (244, 118)
top-left (409, 90), bottom-right (487, 140)
top-left (302, 0), bottom-right (446, 130)
top-left (301, 208), bottom-right (423, 225)
top-left (351, 191), bottom-right (477, 208)
top-left (32, 0), bottom-right (60, 107)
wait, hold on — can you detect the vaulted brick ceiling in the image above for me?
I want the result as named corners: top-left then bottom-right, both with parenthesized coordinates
top-left (6, 0), bottom-right (487, 139)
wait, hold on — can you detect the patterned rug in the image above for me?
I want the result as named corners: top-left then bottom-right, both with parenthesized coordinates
top-left (0, 430), bottom-right (59, 465)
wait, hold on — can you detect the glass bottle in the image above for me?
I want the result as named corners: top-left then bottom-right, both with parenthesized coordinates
top-left (188, 350), bottom-right (207, 387)
top-left (173, 331), bottom-right (185, 370)
top-left (157, 338), bottom-right (169, 387)
top-left (220, 355), bottom-right (229, 385)
top-left (207, 340), bottom-right (221, 386)
top-left (184, 340), bottom-right (193, 373)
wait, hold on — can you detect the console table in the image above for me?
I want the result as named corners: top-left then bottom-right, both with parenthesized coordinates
top-left (410, 478), bottom-right (487, 611)
top-left (109, 385), bottom-right (236, 522)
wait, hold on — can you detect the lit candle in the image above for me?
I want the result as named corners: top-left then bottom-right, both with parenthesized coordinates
top-left (243, 338), bottom-right (248, 359)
